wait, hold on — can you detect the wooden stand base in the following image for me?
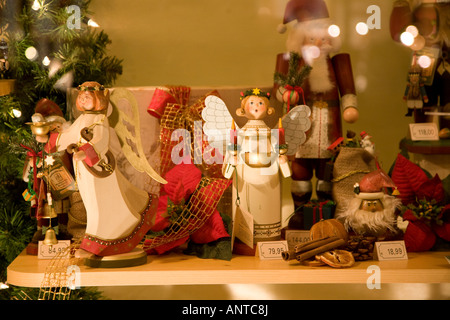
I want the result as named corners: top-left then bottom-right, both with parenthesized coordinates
top-left (233, 240), bottom-right (256, 256)
top-left (26, 242), bottom-right (38, 255)
top-left (84, 248), bottom-right (148, 268)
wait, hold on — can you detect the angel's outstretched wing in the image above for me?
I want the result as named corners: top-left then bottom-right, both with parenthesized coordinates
top-left (202, 95), bottom-right (236, 155)
top-left (109, 88), bottom-right (167, 184)
top-left (282, 104), bottom-right (311, 156)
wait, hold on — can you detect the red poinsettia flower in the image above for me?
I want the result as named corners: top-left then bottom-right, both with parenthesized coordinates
top-left (150, 163), bottom-right (202, 232)
top-left (146, 162), bottom-right (231, 255)
top-left (416, 174), bottom-right (445, 204)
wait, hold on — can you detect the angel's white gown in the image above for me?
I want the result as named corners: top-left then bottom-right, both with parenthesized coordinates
top-left (52, 112), bottom-right (154, 256)
top-left (231, 120), bottom-right (283, 242)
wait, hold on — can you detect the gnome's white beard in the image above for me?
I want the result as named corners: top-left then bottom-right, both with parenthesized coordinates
top-left (338, 195), bottom-right (402, 237)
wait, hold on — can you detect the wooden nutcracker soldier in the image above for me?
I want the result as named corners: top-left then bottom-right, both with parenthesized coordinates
top-left (25, 99), bottom-right (75, 253)
top-left (390, 0), bottom-right (450, 125)
top-left (403, 63), bottom-right (429, 116)
top-left (274, 0), bottom-right (359, 210)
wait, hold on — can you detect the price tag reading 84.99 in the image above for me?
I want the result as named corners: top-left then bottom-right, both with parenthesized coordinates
top-left (38, 240), bottom-right (71, 259)
top-left (374, 241), bottom-right (408, 261)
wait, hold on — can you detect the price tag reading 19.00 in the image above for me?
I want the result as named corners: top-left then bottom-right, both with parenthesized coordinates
top-left (256, 241), bottom-right (288, 260)
top-left (374, 241), bottom-right (408, 261)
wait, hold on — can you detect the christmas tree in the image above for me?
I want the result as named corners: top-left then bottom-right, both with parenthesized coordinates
top-left (0, 0), bottom-right (122, 299)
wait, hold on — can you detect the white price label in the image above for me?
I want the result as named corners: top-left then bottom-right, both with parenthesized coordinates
top-left (374, 241), bottom-right (408, 261)
top-left (38, 240), bottom-right (71, 259)
top-left (285, 230), bottom-right (310, 249)
top-left (256, 241), bottom-right (288, 260)
top-left (409, 123), bottom-right (439, 141)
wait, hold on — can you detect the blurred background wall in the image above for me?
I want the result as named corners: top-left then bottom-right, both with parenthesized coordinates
top-left (90, 0), bottom-right (413, 171)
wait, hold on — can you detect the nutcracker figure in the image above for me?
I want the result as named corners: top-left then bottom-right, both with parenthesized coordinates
top-left (274, 0), bottom-right (359, 210)
top-left (403, 63), bottom-right (429, 116)
top-left (25, 99), bottom-right (75, 253)
top-left (390, 0), bottom-right (450, 125)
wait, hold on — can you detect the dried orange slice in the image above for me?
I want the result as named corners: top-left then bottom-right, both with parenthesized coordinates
top-left (316, 250), bottom-right (355, 268)
top-left (301, 258), bottom-right (326, 267)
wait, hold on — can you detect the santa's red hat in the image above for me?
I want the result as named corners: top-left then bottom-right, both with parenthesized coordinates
top-left (34, 98), bottom-right (66, 123)
top-left (354, 169), bottom-right (399, 200)
top-left (278, 0), bottom-right (330, 33)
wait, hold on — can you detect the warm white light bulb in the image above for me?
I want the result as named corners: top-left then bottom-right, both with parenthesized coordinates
top-left (355, 22), bottom-right (369, 35)
top-left (328, 24), bottom-right (340, 38)
top-left (87, 19), bottom-right (99, 28)
top-left (25, 46), bottom-right (38, 61)
top-left (42, 56), bottom-right (50, 66)
top-left (418, 55), bottom-right (431, 68)
top-left (31, 0), bottom-right (41, 11)
top-left (400, 31), bottom-right (415, 46)
top-left (12, 108), bottom-right (22, 118)
top-left (405, 25), bottom-right (419, 38)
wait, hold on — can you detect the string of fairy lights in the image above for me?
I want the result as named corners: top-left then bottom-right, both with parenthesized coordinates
top-left (1, 0), bottom-right (100, 119)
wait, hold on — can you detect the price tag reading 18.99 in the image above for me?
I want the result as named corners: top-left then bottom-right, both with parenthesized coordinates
top-left (256, 241), bottom-right (288, 260)
top-left (374, 241), bottom-right (408, 261)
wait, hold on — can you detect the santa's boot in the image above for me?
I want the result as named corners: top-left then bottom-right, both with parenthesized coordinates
top-left (316, 180), bottom-right (333, 202)
top-left (289, 180), bottom-right (312, 229)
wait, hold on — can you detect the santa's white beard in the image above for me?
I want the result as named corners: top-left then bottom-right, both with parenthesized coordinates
top-left (337, 195), bottom-right (402, 237)
top-left (307, 52), bottom-right (334, 93)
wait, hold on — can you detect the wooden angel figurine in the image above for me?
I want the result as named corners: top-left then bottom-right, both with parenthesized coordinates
top-left (203, 88), bottom-right (310, 253)
top-left (41, 81), bottom-right (164, 260)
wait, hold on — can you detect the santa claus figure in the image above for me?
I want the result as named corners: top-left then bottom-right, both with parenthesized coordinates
top-left (274, 0), bottom-right (359, 210)
top-left (337, 169), bottom-right (402, 238)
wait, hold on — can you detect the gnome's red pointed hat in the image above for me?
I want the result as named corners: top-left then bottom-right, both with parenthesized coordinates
top-left (34, 98), bottom-right (65, 123)
top-left (278, 0), bottom-right (329, 33)
top-left (354, 169), bottom-right (399, 200)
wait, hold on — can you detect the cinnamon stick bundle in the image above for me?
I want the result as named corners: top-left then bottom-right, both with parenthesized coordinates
top-left (282, 236), bottom-right (345, 262)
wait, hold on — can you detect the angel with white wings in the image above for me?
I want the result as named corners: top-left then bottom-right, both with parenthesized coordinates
top-left (38, 81), bottom-right (166, 260)
top-left (203, 88), bottom-right (311, 251)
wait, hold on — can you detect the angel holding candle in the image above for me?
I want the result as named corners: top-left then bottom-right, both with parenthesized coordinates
top-left (203, 88), bottom-right (311, 253)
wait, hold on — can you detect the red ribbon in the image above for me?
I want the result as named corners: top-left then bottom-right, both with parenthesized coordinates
top-left (284, 85), bottom-right (306, 113)
top-left (20, 144), bottom-right (43, 194)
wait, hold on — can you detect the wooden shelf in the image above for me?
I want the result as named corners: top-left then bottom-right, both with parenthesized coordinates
top-left (400, 138), bottom-right (450, 154)
top-left (7, 249), bottom-right (450, 288)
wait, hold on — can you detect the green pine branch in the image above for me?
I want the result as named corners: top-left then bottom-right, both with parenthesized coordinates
top-left (0, 0), bottom-right (123, 300)
top-left (274, 51), bottom-right (312, 88)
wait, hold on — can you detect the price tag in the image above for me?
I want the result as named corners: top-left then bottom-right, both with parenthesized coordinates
top-left (285, 230), bottom-right (310, 249)
top-left (233, 206), bottom-right (254, 249)
top-left (374, 241), bottom-right (408, 261)
top-left (256, 241), bottom-right (288, 260)
top-left (409, 123), bottom-right (439, 141)
top-left (38, 240), bottom-right (71, 259)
